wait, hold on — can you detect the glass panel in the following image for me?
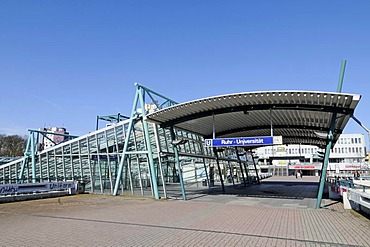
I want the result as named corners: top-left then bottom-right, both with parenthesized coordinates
top-left (88, 135), bottom-right (97, 153)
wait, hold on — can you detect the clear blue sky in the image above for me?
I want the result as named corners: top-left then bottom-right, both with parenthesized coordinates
top-left (1, 1), bottom-right (369, 143)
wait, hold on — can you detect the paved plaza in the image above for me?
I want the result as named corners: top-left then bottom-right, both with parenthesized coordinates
top-left (1, 177), bottom-right (370, 246)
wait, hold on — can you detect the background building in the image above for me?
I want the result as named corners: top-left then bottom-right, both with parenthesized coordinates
top-left (39, 127), bottom-right (70, 150)
top-left (256, 134), bottom-right (367, 176)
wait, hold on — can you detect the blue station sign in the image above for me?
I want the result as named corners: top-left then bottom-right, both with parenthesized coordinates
top-left (204, 136), bottom-right (280, 147)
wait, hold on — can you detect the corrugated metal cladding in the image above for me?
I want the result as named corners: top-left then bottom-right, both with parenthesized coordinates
top-left (146, 91), bottom-right (361, 146)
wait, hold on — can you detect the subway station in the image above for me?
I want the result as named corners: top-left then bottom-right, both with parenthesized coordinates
top-left (1, 67), bottom-right (368, 210)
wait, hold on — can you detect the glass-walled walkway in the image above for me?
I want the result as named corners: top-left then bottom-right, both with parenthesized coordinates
top-left (0, 84), bottom-right (264, 200)
top-left (0, 117), bottom-right (258, 199)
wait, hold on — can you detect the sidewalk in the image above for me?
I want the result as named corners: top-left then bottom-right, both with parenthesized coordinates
top-left (1, 191), bottom-right (369, 246)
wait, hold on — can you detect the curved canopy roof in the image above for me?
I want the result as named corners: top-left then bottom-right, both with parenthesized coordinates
top-left (147, 91), bottom-right (361, 147)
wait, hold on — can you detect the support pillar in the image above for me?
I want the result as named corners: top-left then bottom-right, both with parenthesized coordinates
top-left (249, 149), bottom-right (260, 184)
top-left (316, 60), bottom-right (346, 208)
top-left (213, 147), bottom-right (225, 193)
top-left (113, 87), bottom-right (139, 196)
top-left (169, 126), bottom-right (186, 200)
top-left (138, 88), bottom-right (159, 199)
top-left (235, 148), bottom-right (246, 187)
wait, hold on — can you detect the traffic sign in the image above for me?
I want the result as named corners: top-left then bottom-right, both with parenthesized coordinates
top-left (204, 136), bottom-right (282, 147)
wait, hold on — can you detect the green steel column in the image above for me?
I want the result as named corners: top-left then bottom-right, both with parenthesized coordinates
top-left (170, 126), bottom-right (187, 200)
top-left (202, 157), bottom-right (211, 191)
top-left (316, 60), bottom-right (346, 208)
top-left (86, 137), bottom-right (94, 193)
top-left (337, 60), bottom-right (346, 93)
top-left (113, 88), bottom-right (140, 196)
top-left (19, 133), bottom-right (32, 182)
top-left (213, 147), bottom-right (225, 193)
top-left (227, 161), bottom-right (235, 186)
top-left (250, 149), bottom-right (260, 184)
top-left (127, 157), bottom-right (134, 195)
top-left (235, 148), bottom-right (246, 186)
top-left (46, 152), bottom-right (51, 182)
top-left (31, 132), bottom-right (36, 183)
top-left (103, 131), bottom-right (114, 194)
top-left (95, 135), bottom-right (104, 193)
top-left (153, 124), bottom-right (167, 198)
top-left (315, 116), bottom-right (336, 208)
top-left (53, 149), bottom-right (58, 182)
top-left (133, 128), bottom-right (144, 196)
top-left (138, 87), bottom-right (160, 200)
top-left (199, 140), bottom-right (211, 191)
top-left (242, 151), bottom-right (250, 183)
top-left (136, 154), bottom-right (144, 196)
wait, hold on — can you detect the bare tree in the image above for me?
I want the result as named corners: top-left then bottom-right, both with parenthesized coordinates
top-left (0, 134), bottom-right (4, 155)
top-left (0, 135), bottom-right (27, 157)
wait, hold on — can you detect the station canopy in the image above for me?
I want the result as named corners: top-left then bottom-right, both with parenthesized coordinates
top-left (146, 91), bottom-right (361, 147)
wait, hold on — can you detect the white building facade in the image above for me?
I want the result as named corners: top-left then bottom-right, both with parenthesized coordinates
top-left (39, 127), bottom-right (70, 150)
top-left (255, 134), bottom-right (368, 176)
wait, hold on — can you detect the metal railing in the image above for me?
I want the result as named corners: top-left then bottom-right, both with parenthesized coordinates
top-left (0, 181), bottom-right (77, 196)
top-left (327, 176), bottom-right (370, 212)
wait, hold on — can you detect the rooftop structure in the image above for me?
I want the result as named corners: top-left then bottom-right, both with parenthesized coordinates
top-left (147, 90), bottom-right (360, 147)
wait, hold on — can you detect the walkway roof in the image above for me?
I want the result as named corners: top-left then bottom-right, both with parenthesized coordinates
top-left (0, 156), bottom-right (18, 165)
top-left (146, 91), bottom-right (361, 147)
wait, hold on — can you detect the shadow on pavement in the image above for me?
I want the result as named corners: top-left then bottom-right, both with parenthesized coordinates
top-left (164, 178), bottom-right (320, 201)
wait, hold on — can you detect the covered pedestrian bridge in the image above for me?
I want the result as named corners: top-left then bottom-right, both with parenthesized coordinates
top-left (0, 83), bottom-right (362, 208)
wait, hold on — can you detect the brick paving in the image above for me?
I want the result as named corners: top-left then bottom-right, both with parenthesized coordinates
top-left (1, 177), bottom-right (370, 246)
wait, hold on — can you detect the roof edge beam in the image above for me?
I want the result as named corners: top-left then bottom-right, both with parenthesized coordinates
top-left (159, 104), bottom-right (354, 128)
top-left (209, 124), bottom-right (343, 139)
